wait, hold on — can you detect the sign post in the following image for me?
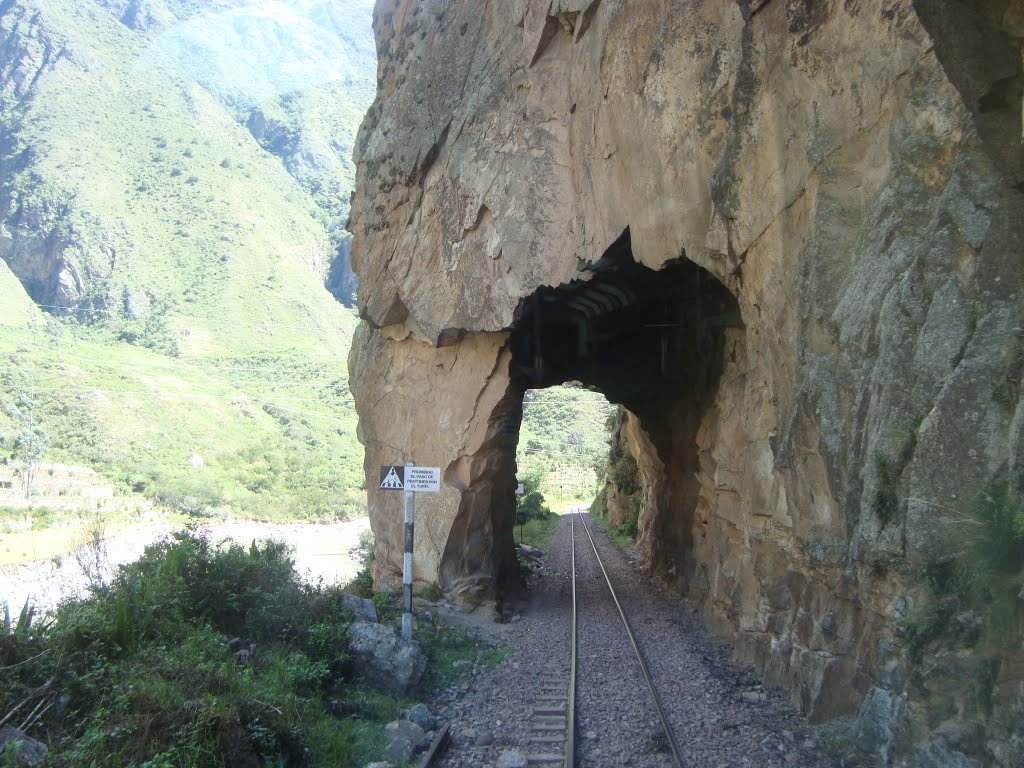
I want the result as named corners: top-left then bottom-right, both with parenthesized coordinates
top-left (402, 461), bottom-right (415, 640)
top-left (379, 462), bottom-right (442, 640)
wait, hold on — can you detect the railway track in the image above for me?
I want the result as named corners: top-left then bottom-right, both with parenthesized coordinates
top-left (521, 513), bottom-right (685, 768)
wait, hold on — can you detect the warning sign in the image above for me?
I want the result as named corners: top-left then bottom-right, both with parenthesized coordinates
top-left (380, 465), bottom-right (405, 489)
top-left (379, 465), bottom-right (441, 492)
top-left (405, 467), bottom-right (441, 492)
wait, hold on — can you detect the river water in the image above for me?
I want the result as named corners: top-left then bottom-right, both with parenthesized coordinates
top-left (0, 516), bottom-right (372, 615)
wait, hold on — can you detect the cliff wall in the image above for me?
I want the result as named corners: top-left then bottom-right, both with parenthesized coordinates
top-left (348, 1), bottom-right (1023, 762)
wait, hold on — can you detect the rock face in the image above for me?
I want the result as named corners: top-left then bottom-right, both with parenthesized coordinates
top-left (348, 0), bottom-right (1023, 762)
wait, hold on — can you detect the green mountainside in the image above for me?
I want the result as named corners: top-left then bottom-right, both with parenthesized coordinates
top-left (0, 0), bottom-right (374, 523)
top-left (517, 386), bottom-right (613, 504)
top-left (0, 0), bottom-right (605, 530)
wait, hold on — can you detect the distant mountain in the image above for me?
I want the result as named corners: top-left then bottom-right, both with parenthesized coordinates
top-left (0, 0), bottom-right (376, 521)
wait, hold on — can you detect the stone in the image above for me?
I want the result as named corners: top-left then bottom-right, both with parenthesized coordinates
top-left (403, 702), bottom-right (438, 731)
top-left (348, 0), bottom-right (1024, 762)
top-left (915, 741), bottom-right (982, 768)
top-left (384, 719), bottom-right (429, 751)
top-left (347, 622), bottom-right (425, 695)
top-left (517, 544), bottom-right (542, 560)
top-left (384, 737), bottom-right (414, 763)
top-left (365, 764), bottom-right (398, 768)
top-left (383, 718), bottom-right (429, 761)
top-left (475, 731), bottom-right (493, 746)
top-left (496, 750), bottom-right (529, 768)
top-left (851, 688), bottom-right (907, 765)
top-left (740, 691), bottom-right (766, 703)
top-left (0, 727), bottom-right (47, 767)
top-left (342, 593), bottom-right (379, 623)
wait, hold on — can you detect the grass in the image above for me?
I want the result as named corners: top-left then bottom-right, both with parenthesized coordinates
top-left (515, 515), bottom-right (561, 550)
top-left (0, 319), bottom-right (365, 522)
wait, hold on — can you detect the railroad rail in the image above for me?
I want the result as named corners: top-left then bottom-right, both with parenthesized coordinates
top-left (558, 512), bottom-right (685, 768)
top-left (520, 513), bottom-right (685, 767)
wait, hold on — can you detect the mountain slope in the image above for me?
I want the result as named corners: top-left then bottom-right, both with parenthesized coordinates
top-left (0, 0), bottom-right (375, 521)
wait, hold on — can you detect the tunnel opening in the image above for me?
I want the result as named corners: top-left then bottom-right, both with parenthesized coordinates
top-left (506, 228), bottom-right (743, 587)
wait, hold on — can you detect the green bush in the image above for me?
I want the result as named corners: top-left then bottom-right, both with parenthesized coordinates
top-left (2, 530), bottom-right (371, 767)
top-left (516, 490), bottom-right (553, 523)
top-left (608, 445), bottom-right (639, 496)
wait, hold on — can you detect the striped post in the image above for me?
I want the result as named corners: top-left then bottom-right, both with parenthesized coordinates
top-left (401, 460), bottom-right (415, 639)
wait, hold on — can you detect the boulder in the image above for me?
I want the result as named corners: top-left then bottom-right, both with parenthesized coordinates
top-left (383, 719), bottom-right (429, 761)
top-left (0, 727), bottom-right (47, 768)
top-left (403, 702), bottom-right (438, 731)
top-left (342, 593), bottom-right (378, 623)
top-left (347, 621), bottom-right (425, 695)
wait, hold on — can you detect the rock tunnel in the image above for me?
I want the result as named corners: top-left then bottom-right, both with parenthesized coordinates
top-left (438, 230), bottom-right (743, 600)
top-left (350, 0), bottom-right (1024, 755)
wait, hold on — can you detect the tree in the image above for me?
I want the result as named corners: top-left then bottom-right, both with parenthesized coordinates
top-left (2, 382), bottom-right (50, 498)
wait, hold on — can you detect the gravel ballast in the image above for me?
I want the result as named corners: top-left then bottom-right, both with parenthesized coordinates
top-left (430, 514), bottom-right (839, 768)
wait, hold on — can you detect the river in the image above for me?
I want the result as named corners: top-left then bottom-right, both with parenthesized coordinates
top-left (0, 516), bottom-right (372, 615)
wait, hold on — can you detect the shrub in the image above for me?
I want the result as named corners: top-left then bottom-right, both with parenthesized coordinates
top-left (608, 445), bottom-right (639, 495)
top-left (516, 490), bottom-right (553, 523)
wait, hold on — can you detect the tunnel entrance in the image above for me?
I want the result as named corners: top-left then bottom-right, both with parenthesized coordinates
top-left (508, 229), bottom-right (743, 585)
top-left (436, 229), bottom-right (743, 604)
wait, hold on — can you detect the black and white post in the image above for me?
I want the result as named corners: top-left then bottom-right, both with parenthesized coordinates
top-left (402, 460), bottom-right (415, 640)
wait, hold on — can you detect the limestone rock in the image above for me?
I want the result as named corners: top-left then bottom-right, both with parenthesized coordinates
top-left (347, 622), bottom-right (425, 695)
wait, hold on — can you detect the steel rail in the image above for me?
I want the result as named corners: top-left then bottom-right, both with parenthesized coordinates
top-left (566, 513), bottom-right (578, 768)
top-left (576, 513), bottom-right (686, 768)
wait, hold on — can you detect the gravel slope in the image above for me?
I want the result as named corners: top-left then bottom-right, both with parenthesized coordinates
top-left (430, 514), bottom-right (840, 768)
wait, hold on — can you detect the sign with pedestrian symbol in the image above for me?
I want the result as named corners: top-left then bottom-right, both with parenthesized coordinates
top-left (379, 465), bottom-right (441, 493)
top-left (380, 462), bottom-right (441, 642)
top-left (380, 465), bottom-right (405, 489)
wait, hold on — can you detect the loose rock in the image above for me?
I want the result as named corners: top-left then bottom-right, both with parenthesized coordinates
top-left (343, 593), bottom-right (378, 623)
top-left (348, 622), bottom-right (425, 695)
top-left (0, 727), bottom-right (47, 768)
